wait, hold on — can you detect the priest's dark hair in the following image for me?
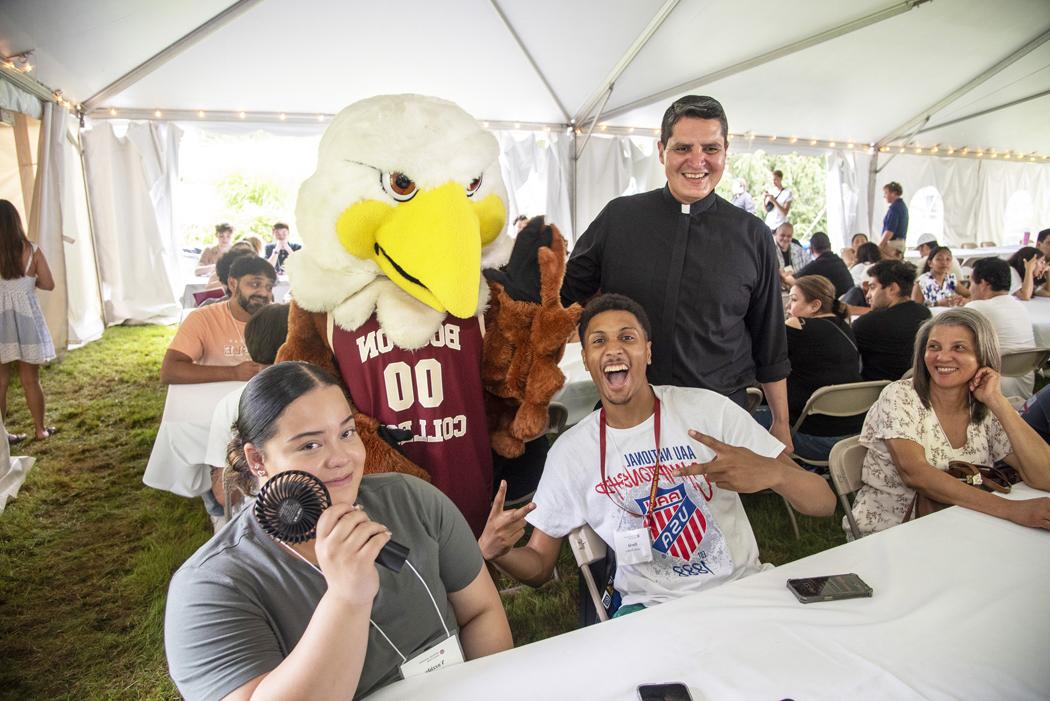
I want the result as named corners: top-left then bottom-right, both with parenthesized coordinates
top-left (660, 95), bottom-right (728, 146)
top-left (578, 293), bottom-right (652, 342)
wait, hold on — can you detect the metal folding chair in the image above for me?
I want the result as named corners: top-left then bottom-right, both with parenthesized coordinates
top-left (828, 436), bottom-right (868, 540)
top-left (782, 380), bottom-right (889, 538)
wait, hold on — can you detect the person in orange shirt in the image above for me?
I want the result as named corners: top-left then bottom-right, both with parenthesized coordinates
top-left (161, 257), bottom-right (276, 384)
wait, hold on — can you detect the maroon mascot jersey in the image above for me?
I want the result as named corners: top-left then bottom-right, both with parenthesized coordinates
top-left (329, 313), bottom-right (491, 535)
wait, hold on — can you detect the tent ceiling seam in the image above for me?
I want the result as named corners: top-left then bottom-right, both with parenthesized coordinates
top-left (82, 0), bottom-right (266, 112)
top-left (571, 0), bottom-right (681, 127)
top-left (488, 0), bottom-right (569, 121)
top-left (597, 0), bottom-right (931, 122)
top-left (877, 25), bottom-right (1050, 146)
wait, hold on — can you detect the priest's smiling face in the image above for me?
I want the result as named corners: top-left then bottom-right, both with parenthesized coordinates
top-left (658, 116), bottom-right (727, 205)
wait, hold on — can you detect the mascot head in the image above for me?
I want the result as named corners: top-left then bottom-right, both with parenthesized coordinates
top-left (293, 94), bottom-right (509, 320)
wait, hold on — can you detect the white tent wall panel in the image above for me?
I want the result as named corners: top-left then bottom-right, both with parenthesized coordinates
top-left (494, 130), bottom-right (574, 240)
top-left (27, 103), bottom-right (70, 354)
top-left (82, 122), bottom-right (182, 325)
top-left (62, 124), bottom-right (104, 347)
top-left (573, 134), bottom-right (666, 243)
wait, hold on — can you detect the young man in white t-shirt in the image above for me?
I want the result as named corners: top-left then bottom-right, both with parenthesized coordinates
top-left (479, 294), bottom-right (835, 615)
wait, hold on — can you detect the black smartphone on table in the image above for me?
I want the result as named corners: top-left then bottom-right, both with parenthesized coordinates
top-left (637, 682), bottom-right (693, 701)
top-left (786, 573), bottom-right (873, 603)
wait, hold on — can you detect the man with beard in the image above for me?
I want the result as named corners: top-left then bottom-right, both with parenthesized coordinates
top-left (161, 257), bottom-right (276, 384)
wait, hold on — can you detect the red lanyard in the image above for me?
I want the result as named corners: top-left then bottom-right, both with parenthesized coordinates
top-left (599, 396), bottom-right (662, 528)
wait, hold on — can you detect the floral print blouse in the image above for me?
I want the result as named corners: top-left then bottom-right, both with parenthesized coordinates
top-left (916, 272), bottom-right (958, 307)
top-left (847, 380), bottom-right (1012, 537)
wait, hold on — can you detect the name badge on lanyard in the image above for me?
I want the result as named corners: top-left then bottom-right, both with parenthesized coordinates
top-left (399, 634), bottom-right (465, 679)
top-left (601, 396), bottom-right (663, 566)
top-left (614, 528), bottom-right (653, 565)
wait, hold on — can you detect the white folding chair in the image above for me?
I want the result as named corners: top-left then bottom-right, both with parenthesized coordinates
top-left (567, 525), bottom-right (609, 622)
top-left (959, 242), bottom-right (978, 250)
top-left (999, 348), bottom-right (1050, 409)
top-left (979, 240), bottom-right (997, 248)
top-left (782, 380), bottom-right (889, 538)
top-left (999, 348), bottom-right (1050, 378)
top-left (828, 436), bottom-right (868, 541)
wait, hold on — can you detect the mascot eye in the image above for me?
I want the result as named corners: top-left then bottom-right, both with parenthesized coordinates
top-left (382, 172), bottom-right (418, 202)
top-left (466, 175), bottom-right (483, 197)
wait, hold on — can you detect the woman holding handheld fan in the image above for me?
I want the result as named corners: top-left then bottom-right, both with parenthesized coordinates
top-left (164, 362), bottom-right (511, 700)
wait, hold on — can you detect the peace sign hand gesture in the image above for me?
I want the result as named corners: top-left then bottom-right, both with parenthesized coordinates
top-left (672, 430), bottom-right (779, 494)
top-left (478, 480), bottom-right (537, 561)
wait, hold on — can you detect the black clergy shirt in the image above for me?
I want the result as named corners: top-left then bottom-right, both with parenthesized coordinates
top-left (563, 186), bottom-right (790, 395)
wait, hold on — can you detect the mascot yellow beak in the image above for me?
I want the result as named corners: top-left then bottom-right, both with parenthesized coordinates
top-left (336, 182), bottom-right (505, 318)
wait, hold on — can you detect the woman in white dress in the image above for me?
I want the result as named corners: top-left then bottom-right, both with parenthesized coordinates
top-left (0, 200), bottom-right (56, 443)
top-left (848, 309), bottom-right (1050, 537)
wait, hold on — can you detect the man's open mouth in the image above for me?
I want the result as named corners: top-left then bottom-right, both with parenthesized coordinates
top-left (603, 363), bottom-right (630, 390)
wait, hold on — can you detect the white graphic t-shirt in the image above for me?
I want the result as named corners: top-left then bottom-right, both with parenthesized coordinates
top-left (528, 385), bottom-right (784, 608)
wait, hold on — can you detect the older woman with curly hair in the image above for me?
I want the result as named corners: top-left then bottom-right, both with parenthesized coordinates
top-left (848, 308), bottom-right (1050, 537)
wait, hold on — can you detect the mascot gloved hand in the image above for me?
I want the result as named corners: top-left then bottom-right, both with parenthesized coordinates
top-left (277, 94), bottom-right (578, 535)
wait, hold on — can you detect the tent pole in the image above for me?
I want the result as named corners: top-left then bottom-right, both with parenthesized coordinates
top-left (488, 0), bottom-right (569, 121)
top-left (866, 153), bottom-right (879, 235)
top-left (575, 86), bottom-right (614, 159)
top-left (82, 0), bottom-right (265, 112)
top-left (599, 0), bottom-right (930, 122)
top-left (76, 126), bottom-right (108, 331)
top-left (876, 27), bottom-right (1050, 148)
top-left (914, 88), bottom-right (1050, 136)
top-left (572, 0), bottom-right (681, 126)
top-left (570, 128), bottom-right (578, 242)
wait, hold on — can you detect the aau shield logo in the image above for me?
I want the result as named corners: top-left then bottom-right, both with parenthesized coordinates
top-left (635, 484), bottom-right (707, 561)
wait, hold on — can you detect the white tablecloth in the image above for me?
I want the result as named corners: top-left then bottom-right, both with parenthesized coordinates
top-left (905, 245), bottom-right (1019, 262)
top-left (369, 485), bottom-right (1050, 701)
top-left (143, 381), bottom-right (245, 497)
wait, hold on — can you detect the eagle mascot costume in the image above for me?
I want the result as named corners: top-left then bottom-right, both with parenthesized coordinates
top-left (277, 94), bottom-right (579, 535)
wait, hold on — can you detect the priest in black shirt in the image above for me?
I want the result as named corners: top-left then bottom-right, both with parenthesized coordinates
top-left (562, 95), bottom-right (793, 452)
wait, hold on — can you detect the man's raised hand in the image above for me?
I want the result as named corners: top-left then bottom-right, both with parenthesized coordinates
top-left (478, 480), bottom-right (537, 561)
top-left (673, 430), bottom-right (779, 494)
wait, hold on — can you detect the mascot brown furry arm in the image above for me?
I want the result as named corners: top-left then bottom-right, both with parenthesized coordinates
top-left (274, 94), bottom-right (577, 535)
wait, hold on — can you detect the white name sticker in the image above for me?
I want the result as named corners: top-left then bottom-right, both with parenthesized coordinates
top-left (399, 634), bottom-right (465, 679)
top-left (614, 528), bottom-right (653, 565)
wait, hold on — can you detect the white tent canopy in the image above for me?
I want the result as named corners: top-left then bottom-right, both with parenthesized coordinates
top-left (1, 0), bottom-right (1049, 334)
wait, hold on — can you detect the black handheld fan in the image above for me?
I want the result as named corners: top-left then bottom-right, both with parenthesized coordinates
top-left (255, 470), bottom-right (409, 572)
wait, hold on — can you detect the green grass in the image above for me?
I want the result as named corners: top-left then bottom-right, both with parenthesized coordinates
top-left (0, 326), bottom-right (846, 699)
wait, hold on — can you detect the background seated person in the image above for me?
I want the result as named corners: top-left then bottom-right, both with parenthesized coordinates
top-left (203, 303), bottom-right (290, 523)
top-left (160, 257), bottom-right (275, 384)
top-left (205, 239), bottom-right (257, 290)
top-left (479, 294), bottom-right (834, 616)
top-left (264, 222), bottom-right (301, 275)
top-left (913, 245), bottom-right (969, 307)
top-left (965, 257), bottom-right (1036, 401)
top-left (199, 246), bottom-right (255, 307)
top-left (848, 309), bottom-right (1050, 538)
top-left (841, 232), bottom-right (868, 268)
top-left (1021, 384), bottom-right (1050, 446)
top-left (841, 241), bottom-right (882, 308)
top-left (1007, 246), bottom-right (1049, 300)
top-left (773, 223), bottom-right (808, 280)
top-left (195, 223), bottom-right (234, 276)
top-left (852, 260), bottom-right (930, 380)
top-left (914, 234), bottom-right (963, 278)
top-left (782, 232), bottom-right (853, 299)
top-left (754, 275), bottom-right (863, 465)
top-left (165, 362), bottom-right (512, 700)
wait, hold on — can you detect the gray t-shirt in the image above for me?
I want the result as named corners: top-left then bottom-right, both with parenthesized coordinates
top-left (165, 473), bottom-right (483, 700)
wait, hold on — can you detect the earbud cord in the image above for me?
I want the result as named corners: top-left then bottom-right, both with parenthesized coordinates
top-left (275, 539), bottom-right (450, 663)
